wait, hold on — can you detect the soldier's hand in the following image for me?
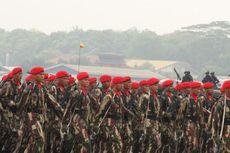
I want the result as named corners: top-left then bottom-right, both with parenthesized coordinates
top-left (9, 100), bottom-right (16, 107)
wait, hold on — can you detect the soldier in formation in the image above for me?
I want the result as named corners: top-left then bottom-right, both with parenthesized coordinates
top-left (1, 67), bottom-right (229, 153)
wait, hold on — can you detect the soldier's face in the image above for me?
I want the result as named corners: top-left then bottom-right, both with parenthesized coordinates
top-left (58, 77), bottom-right (69, 87)
top-left (103, 81), bottom-right (111, 89)
top-left (206, 88), bottom-right (213, 95)
top-left (141, 85), bottom-right (149, 93)
top-left (80, 78), bottom-right (89, 88)
top-left (169, 85), bottom-right (174, 91)
top-left (15, 72), bottom-right (22, 81)
top-left (131, 88), bottom-right (138, 94)
top-left (33, 73), bottom-right (44, 83)
top-left (184, 88), bottom-right (191, 94)
top-left (114, 83), bottom-right (122, 91)
top-left (150, 84), bottom-right (158, 92)
top-left (192, 88), bottom-right (200, 95)
top-left (90, 82), bottom-right (97, 88)
top-left (124, 81), bottom-right (131, 90)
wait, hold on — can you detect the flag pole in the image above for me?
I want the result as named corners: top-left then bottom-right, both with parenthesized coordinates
top-left (78, 42), bottom-right (81, 73)
top-left (77, 44), bottom-right (81, 73)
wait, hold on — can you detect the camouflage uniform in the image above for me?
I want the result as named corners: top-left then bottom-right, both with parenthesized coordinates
top-left (177, 93), bottom-right (205, 152)
top-left (210, 95), bottom-right (230, 152)
top-left (159, 85), bottom-right (183, 152)
top-left (47, 84), bottom-right (69, 153)
top-left (132, 90), bottom-right (149, 153)
top-left (95, 90), bottom-right (123, 153)
top-left (121, 89), bottom-right (135, 153)
top-left (17, 82), bottom-right (47, 153)
top-left (141, 91), bottom-right (161, 153)
top-left (63, 87), bottom-right (92, 153)
top-left (0, 79), bottom-right (22, 153)
top-left (88, 86), bottom-right (103, 153)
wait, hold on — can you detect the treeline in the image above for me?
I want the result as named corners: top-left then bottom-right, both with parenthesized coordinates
top-left (0, 21), bottom-right (230, 75)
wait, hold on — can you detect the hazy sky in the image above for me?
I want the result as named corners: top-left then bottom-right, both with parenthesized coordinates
top-left (0, 0), bottom-right (230, 34)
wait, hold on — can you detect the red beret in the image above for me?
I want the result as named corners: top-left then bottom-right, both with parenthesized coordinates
top-left (44, 73), bottom-right (49, 80)
top-left (123, 76), bottom-right (131, 82)
top-left (77, 72), bottom-right (89, 80)
top-left (221, 80), bottom-right (230, 92)
top-left (202, 82), bottom-right (214, 89)
top-left (161, 80), bottom-right (174, 89)
top-left (181, 82), bottom-right (191, 89)
top-left (139, 80), bottom-right (148, 86)
top-left (25, 75), bottom-right (33, 82)
top-left (12, 67), bottom-right (22, 75)
top-left (100, 74), bottom-right (112, 83)
top-left (148, 77), bottom-right (159, 85)
top-left (48, 75), bottom-right (56, 82)
top-left (56, 71), bottom-right (69, 78)
top-left (220, 87), bottom-right (224, 93)
top-left (190, 81), bottom-right (202, 88)
top-left (175, 83), bottom-right (182, 91)
top-left (112, 76), bottom-right (123, 84)
top-left (7, 72), bottom-right (13, 80)
top-left (68, 76), bottom-right (76, 85)
top-left (89, 77), bottom-right (97, 84)
top-left (131, 82), bottom-right (139, 89)
top-left (1, 75), bottom-right (8, 81)
top-left (29, 66), bottom-right (44, 75)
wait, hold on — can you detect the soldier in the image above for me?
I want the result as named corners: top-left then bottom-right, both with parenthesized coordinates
top-left (89, 77), bottom-right (97, 90)
top-left (47, 71), bottom-right (70, 153)
top-left (160, 80), bottom-right (179, 152)
top-left (143, 77), bottom-right (161, 152)
top-left (62, 72), bottom-right (92, 153)
top-left (88, 77), bottom-right (103, 152)
top-left (45, 74), bottom-right (56, 92)
top-left (95, 76), bottom-right (124, 153)
top-left (210, 80), bottom-right (230, 152)
top-left (211, 72), bottom-right (220, 89)
top-left (54, 71), bottom-right (70, 108)
top-left (177, 81), bottom-right (205, 152)
top-left (201, 82), bottom-right (215, 123)
top-left (68, 76), bottom-right (76, 88)
top-left (99, 74), bottom-right (112, 97)
top-left (202, 71), bottom-right (214, 83)
top-left (0, 67), bottom-right (23, 153)
top-left (130, 82), bottom-right (139, 96)
top-left (182, 71), bottom-right (193, 82)
top-left (88, 77), bottom-right (102, 114)
top-left (180, 82), bottom-right (191, 98)
top-left (121, 76), bottom-right (133, 153)
top-left (132, 79), bottom-right (149, 153)
top-left (17, 66), bottom-right (47, 153)
top-left (129, 82), bottom-right (142, 151)
top-left (160, 80), bottom-right (177, 122)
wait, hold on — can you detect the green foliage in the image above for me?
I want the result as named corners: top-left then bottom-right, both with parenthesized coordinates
top-left (0, 21), bottom-right (230, 75)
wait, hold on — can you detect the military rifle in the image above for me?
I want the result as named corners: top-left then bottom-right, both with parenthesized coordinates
top-left (220, 94), bottom-right (227, 138)
top-left (174, 68), bottom-right (181, 83)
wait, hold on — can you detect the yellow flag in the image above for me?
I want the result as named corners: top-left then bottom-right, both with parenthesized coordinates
top-left (80, 42), bottom-right (85, 48)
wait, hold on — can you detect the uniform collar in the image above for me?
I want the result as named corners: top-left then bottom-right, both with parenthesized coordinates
top-left (124, 89), bottom-right (130, 96)
top-left (190, 93), bottom-right (198, 103)
top-left (114, 89), bottom-right (121, 97)
top-left (207, 93), bottom-right (213, 101)
top-left (151, 91), bottom-right (157, 97)
top-left (167, 91), bottom-right (172, 98)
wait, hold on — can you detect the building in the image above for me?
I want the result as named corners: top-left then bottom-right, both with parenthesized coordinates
top-left (45, 63), bottom-right (166, 81)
